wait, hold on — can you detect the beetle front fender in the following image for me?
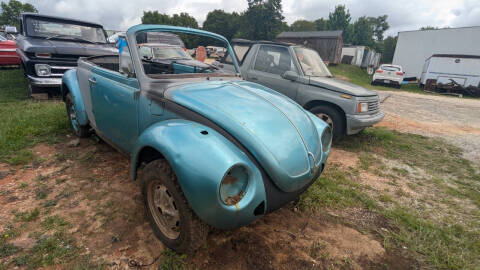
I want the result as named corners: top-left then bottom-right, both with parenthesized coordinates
top-left (62, 69), bottom-right (88, 126)
top-left (131, 119), bottom-right (266, 229)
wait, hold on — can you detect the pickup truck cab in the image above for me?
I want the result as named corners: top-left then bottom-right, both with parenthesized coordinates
top-left (16, 13), bottom-right (117, 96)
top-left (61, 25), bottom-right (331, 253)
top-left (219, 39), bottom-right (384, 140)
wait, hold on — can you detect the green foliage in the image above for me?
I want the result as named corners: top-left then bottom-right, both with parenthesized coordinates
top-left (327, 5), bottom-right (351, 38)
top-left (0, 0), bottom-right (37, 28)
top-left (158, 250), bottom-right (188, 270)
top-left (289, 19), bottom-right (317, 31)
top-left (314, 18), bottom-right (328, 31)
top-left (350, 16), bottom-right (374, 47)
top-left (41, 215), bottom-right (70, 231)
top-left (381, 36), bottom-right (397, 63)
top-left (0, 242), bottom-right (19, 258)
top-left (236, 0), bottom-right (286, 40)
top-left (367, 15), bottom-right (389, 41)
top-left (202, 9), bottom-right (241, 41)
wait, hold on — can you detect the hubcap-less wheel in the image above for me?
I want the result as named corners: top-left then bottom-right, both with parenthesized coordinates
top-left (317, 113), bottom-right (334, 130)
top-left (67, 103), bottom-right (79, 133)
top-left (147, 180), bottom-right (180, 239)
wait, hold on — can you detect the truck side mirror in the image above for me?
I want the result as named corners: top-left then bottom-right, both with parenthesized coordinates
top-left (282, 70), bottom-right (298, 81)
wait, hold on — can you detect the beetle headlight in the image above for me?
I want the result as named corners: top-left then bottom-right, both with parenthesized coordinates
top-left (219, 165), bottom-right (249, 205)
top-left (35, 64), bottom-right (51, 77)
top-left (321, 126), bottom-right (332, 153)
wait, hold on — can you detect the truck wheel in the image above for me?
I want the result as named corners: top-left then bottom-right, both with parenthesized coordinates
top-left (309, 105), bottom-right (345, 142)
top-left (142, 160), bottom-right (208, 254)
top-left (65, 93), bottom-right (90, 138)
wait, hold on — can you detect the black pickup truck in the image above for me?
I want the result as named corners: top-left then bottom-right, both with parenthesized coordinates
top-left (16, 13), bottom-right (117, 96)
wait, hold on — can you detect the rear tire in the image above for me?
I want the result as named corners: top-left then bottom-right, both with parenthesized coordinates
top-left (309, 105), bottom-right (345, 142)
top-left (65, 93), bottom-right (90, 138)
top-left (142, 160), bottom-right (208, 254)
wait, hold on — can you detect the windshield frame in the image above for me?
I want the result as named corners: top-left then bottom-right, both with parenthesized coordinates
top-left (130, 28), bottom-right (241, 80)
top-left (24, 16), bottom-right (107, 44)
top-left (293, 46), bottom-right (332, 78)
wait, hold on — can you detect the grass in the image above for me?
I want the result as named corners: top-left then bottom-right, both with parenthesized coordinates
top-left (13, 208), bottom-right (40, 222)
top-left (329, 64), bottom-right (425, 93)
top-left (0, 69), bottom-right (69, 165)
top-left (302, 127), bottom-right (480, 269)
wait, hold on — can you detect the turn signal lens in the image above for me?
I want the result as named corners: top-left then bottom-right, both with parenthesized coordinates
top-left (219, 166), bottom-right (249, 205)
top-left (358, 102), bottom-right (368, 113)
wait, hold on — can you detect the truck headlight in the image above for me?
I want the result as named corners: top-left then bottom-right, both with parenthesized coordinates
top-left (219, 165), bottom-right (249, 205)
top-left (358, 102), bottom-right (368, 113)
top-left (321, 126), bottom-right (332, 152)
top-left (35, 64), bottom-right (51, 77)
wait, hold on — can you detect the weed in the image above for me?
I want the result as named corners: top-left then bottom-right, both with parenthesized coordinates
top-left (35, 183), bottom-right (51, 200)
top-left (18, 182), bottom-right (28, 189)
top-left (309, 240), bottom-right (326, 258)
top-left (55, 177), bottom-right (68, 184)
top-left (379, 193), bottom-right (393, 203)
top-left (41, 215), bottom-right (70, 231)
top-left (158, 250), bottom-right (188, 270)
top-left (0, 242), bottom-right (19, 258)
top-left (13, 208), bottom-right (40, 222)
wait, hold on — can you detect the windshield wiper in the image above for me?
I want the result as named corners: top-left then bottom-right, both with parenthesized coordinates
top-left (46, 34), bottom-right (97, 44)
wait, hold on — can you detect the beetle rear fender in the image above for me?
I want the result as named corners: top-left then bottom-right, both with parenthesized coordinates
top-left (62, 69), bottom-right (88, 126)
top-left (131, 119), bottom-right (266, 229)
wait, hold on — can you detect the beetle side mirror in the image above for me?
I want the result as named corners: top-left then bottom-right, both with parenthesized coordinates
top-left (282, 70), bottom-right (298, 81)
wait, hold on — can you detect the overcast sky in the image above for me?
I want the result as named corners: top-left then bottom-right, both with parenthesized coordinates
top-left (3, 0), bottom-right (480, 37)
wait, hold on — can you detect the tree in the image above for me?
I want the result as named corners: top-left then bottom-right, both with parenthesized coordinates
top-left (140, 11), bottom-right (199, 48)
top-left (0, 0), bottom-right (37, 28)
top-left (314, 18), bottom-right (328, 31)
top-left (289, 20), bottom-right (316, 31)
top-left (202, 10), bottom-right (240, 41)
top-left (381, 36), bottom-right (397, 63)
top-left (237, 0), bottom-right (286, 40)
top-left (350, 16), bottom-right (374, 47)
top-left (367, 15), bottom-right (389, 41)
top-left (327, 4), bottom-right (351, 39)
top-left (141, 11), bottom-right (171, 24)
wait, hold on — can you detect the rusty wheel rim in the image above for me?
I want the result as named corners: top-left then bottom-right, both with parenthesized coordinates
top-left (317, 113), bottom-right (333, 130)
top-left (147, 180), bottom-right (180, 239)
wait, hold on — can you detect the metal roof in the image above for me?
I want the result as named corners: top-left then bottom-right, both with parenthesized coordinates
top-left (21, 13), bottom-right (103, 28)
top-left (277, 31), bottom-right (342, 39)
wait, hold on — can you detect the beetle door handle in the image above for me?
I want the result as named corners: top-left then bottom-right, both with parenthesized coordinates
top-left (88, 78), bottom-right (97, 84)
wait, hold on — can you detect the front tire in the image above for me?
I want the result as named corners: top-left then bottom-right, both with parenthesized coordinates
top-left (65, 93), bottom-right (90, 138)
top-left (142, 160), bottom-right (208, 254)
top-left (309, 105), bottom-right (345, 142)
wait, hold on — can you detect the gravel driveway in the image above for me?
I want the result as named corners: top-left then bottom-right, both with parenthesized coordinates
top-left (376, 91), bottom-right (480, 164)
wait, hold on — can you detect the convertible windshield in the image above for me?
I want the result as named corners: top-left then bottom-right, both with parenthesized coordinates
top-left (25, 17), bottom-right (106, 43)
top-left (151, 46), bottom-right (192, 60)
top-left (294, 47), bottom-right (332, 77)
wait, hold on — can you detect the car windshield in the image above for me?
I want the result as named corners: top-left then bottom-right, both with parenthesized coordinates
top-left (0, 35), bottom-right (6, 41)
top-left (25, 17), bottom-right (106, 43)
top-left (381, 65), bottom-right (401, 71)
top-left (294, 47), bottom-right (332, 77)
top-left (152, 46), bottom-right (192, 60)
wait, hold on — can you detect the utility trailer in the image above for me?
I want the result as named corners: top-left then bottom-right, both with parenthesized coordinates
top-left (420, 54), bottom-right (480, 97)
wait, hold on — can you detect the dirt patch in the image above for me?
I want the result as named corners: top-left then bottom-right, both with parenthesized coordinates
top-left (328, 149), bottom-right (359, 169)
top-left (0, 137), bottom-right (415, 269)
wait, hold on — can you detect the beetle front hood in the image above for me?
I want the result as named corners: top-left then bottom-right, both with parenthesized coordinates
top-left (165, 80), bottom-right (323, 192)
top-left (309, 77), bottom-right (377, 97)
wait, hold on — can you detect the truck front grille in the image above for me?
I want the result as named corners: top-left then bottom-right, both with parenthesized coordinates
top-left (367, 100), bottom-right (380, 113)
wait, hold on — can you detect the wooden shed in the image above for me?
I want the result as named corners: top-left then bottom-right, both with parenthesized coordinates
top-left (276, 31), bottom-right (343, 64)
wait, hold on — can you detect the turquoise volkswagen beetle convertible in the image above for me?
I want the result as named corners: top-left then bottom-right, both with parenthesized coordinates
top-left (61, 25), bottom-right (332, 253)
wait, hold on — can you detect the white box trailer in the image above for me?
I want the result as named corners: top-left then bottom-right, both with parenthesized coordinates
top-left (420, 54), bottom-right (480, 88)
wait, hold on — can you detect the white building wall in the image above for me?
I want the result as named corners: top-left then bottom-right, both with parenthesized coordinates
top-left (392, 27), bottom-right (480, 78)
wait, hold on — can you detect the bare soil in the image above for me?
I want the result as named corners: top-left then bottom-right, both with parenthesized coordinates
top-left (0, 137), bottom-right (415, 270)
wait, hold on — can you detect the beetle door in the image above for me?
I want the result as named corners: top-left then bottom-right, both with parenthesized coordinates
top-left (246, 45), bottom-right (299, 100)
top-left (89, 67), bottom-right (139, 153)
